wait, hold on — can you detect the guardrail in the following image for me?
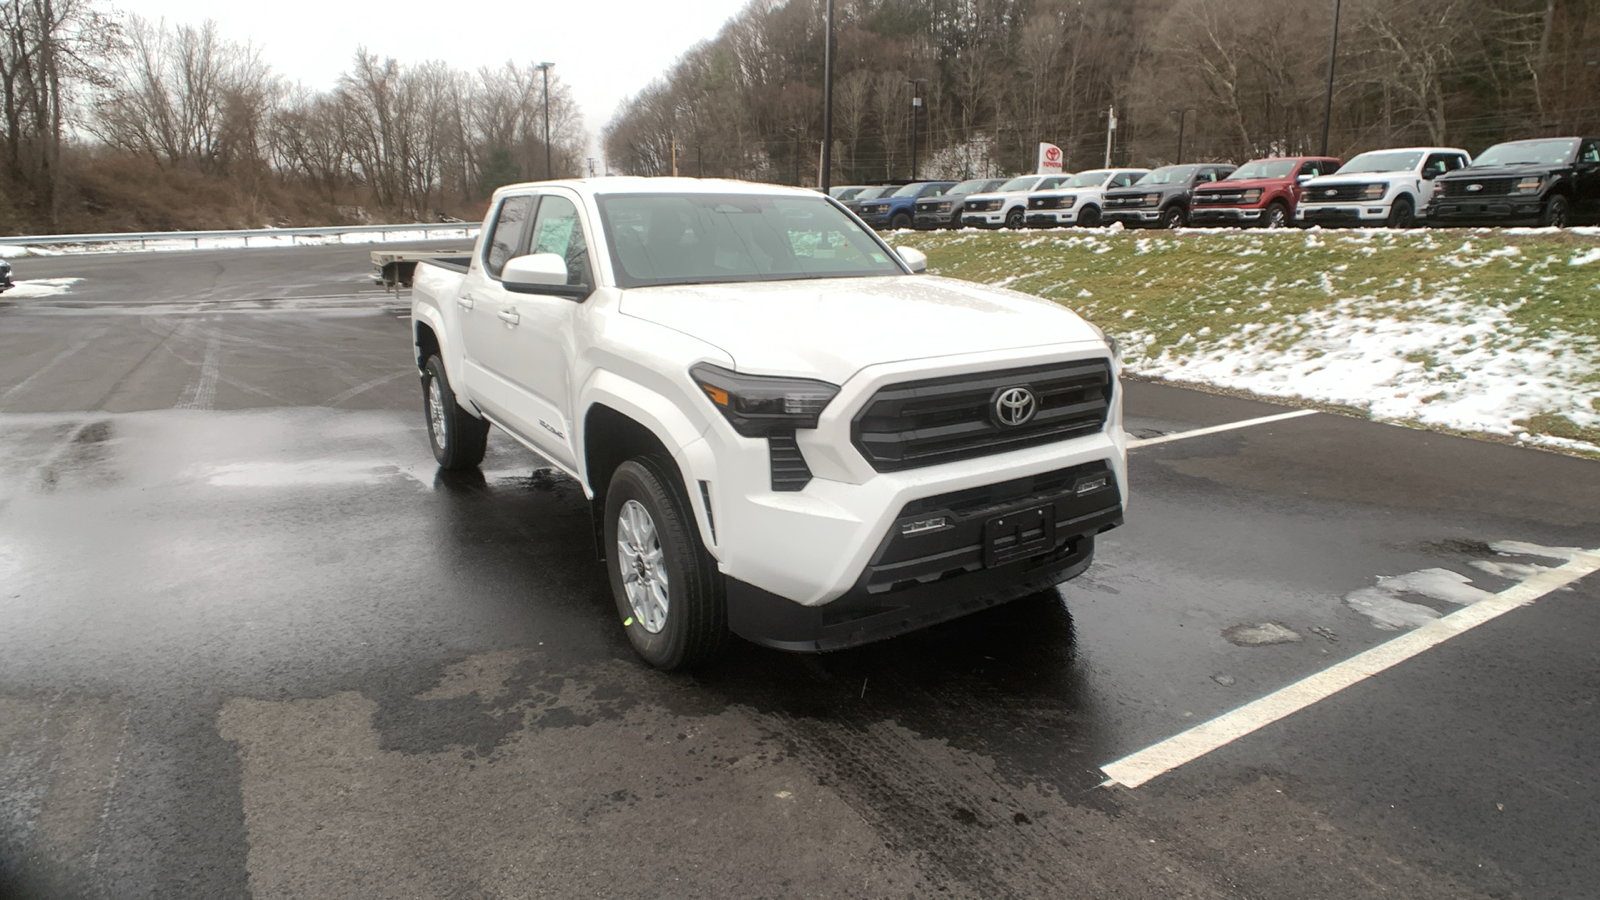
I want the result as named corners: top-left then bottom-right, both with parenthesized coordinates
top-left (0, 221), bottom-right (479, 252)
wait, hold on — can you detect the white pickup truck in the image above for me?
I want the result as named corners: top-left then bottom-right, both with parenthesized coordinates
top-left (1296, 146), bottom-right (1471, 227)
top-left (411, 178), bottom-right (1126, 670)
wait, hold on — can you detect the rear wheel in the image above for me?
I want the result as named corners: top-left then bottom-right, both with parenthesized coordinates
top-left (890, 211), bottom-right (912, 230)
top-left (1079, 205), bottom-right (1102, 228)
top-left (1160, 205), bottom-right (1186, 229)
top-left (1542, 194), bottom-right (1570, 228)
top-left (1005, 207), bottom-right (1025, 229)
top-left (1263, 202), bottom-right (1290, 228)
top-left (422, 355), bottom-right (488, 470)
top-left (605, 457), bottom-right (728, 671)
top-left (1386, 195), bottom-right (1415, 229)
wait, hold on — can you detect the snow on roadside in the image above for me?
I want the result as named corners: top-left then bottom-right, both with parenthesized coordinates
top-left (3, 278), bottom-right (82, 299)
top-left (1123, 292), bottom-right (1600, 455)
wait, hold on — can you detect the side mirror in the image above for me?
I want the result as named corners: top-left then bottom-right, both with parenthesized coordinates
top-left (896, 246), bottom-right (928, 274)
top-left (503, 253), bottom-right (588, 298)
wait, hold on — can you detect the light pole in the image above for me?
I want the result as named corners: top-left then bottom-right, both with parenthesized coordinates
top-left (907, 78), bottom-right (925, 180)
top-left (536, 61), bottom-right (555, 179)
top-left (1170, 108), bottom-right (1193, 164)
top-left (1319, 0), bottom-right (1341, 156)
top-left (820, 0), bottom-right (835, 191)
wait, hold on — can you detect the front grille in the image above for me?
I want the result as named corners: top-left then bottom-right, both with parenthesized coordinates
top-left (964, 199), bottom-right (1001, 212)
top-left (1304, 183), bottom-right (1369, 202)
top-left (852, 359), bottom-right (1113, 472)
top-left (859, 204), bottom-right (888, 215)
top-left (1103, 192), bottom-right (1152, 210)
top-left (1193, 190), bottom-right (1245, 206)
top-left (1441, 178), bottom-right (1515, 198)
top-left (1029, 196), bottom-right (1063, 210)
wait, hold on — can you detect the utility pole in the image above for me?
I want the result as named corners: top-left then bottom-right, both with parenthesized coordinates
top-left (907, 78), bottom-right (926, 180)
top-left (587, 157), bottom-right (597, 178)
top-left (1103, 106), bottom-right (1117, 168)
top-left (1319, 0), bottom-right (1342, 156)
top-left (670, 138), bottom-right (678, 176)
top-left (535, 62), bottom-right (555, 179)
top-left (791, 128), bottom-right (801, 185)
top-left (1171, 108), bottom-right (1190, 164)
top-left (820, 0), bottom-right (835, 191)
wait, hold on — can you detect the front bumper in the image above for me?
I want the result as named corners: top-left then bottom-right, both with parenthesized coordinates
top-left (727, 461), bottom-right (1122, 651)
top-left (1189, 207), bottom-right (1265, 225)
top-left (858, 212), bottom-right (893, 228)
top-left (914, 211), bottom-right (958, 229)
top-left (1026, 211), bottom-right (1076, 227)
top-left (1297, 204), bottom-right (1393, 226)
top-left (960, 212), bottom-right (1005, 228)
top-left (1101, 209), bottom-right (1161, 226)
top-left (1427, 198), bottom-right (1543, 225)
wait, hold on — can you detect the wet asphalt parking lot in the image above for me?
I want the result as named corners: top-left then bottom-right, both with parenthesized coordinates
top-left (1, 243), bottom-right (1598, 900)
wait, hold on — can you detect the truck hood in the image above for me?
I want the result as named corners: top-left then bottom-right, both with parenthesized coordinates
top-left (1438, 164), bottom-right (1559, 180)
top-left (617, 275), bottom-right (1102, 384)
top-left (1304, 170), bottom-right (1415, 186)
top-left (1195, 177), bottom-right (1290, 192)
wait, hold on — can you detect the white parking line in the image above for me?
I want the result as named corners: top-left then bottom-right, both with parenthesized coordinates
top-left (1128, 408), bottom-right (1319, 449)
top-left (1100, 547), bottom-right (1600, 789)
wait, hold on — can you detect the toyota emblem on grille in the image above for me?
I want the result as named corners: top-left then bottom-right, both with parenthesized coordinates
top-left (994, 387), bottom-right (1037, 427)
top-left (1466, 183), bottom-right (1484, 192)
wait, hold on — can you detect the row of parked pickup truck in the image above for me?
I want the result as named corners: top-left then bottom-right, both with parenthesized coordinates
top-left (835, 136), bottom-right (1600, 231)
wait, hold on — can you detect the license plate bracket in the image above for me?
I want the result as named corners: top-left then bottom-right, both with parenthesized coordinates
top-left (983, 504), bottom-right (1057, 568)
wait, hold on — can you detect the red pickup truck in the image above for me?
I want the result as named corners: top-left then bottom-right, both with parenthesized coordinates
top-left (1189, 156), bottom-right (1342, 227)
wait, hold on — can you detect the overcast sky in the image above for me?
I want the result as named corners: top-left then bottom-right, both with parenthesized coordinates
top-left (109, 0), bottom-right (752, 160)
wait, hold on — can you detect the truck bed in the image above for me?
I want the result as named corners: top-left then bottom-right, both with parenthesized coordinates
top-left (372, 251), bottom-right (471, 291)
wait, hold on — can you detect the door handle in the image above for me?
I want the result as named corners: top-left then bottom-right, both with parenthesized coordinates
top-left (456, 293), bottom-right (475, 310)
top-left (496, 307), bottom-right (520, 326)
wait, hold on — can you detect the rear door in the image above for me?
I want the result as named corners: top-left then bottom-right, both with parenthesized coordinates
top-left (458, 193), bottom-right (536, 428)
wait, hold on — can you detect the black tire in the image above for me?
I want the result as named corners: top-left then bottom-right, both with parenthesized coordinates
top-left (1160, 205), bottom-right (1186, 229)
top-left (1542, 194), bottom-right (1570, 228)
top-left (422, 355), bottom-right (488, 470)
top-left (1387, 196), bottom-right (1415, 229)
top-left (890, 211), bottom-right (912, 230)
top-left (1263, 202), bottom-right (1290, 228)
top-left (1079, 205), bottom-right (1102, 228)
top-left (604, 457), bottom-right (728, 671)
top-left (1005, 207), bottom-right (1025, 229)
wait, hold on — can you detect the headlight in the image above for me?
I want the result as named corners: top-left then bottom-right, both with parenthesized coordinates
top-left (935, 202), bottom-right (952, 212)
top-left (1515, 176), bottom-right (1544, 195)
top-left (691, 364), bottom-right (840, 437)
top-left (1362, 182), bottom-right (1388, 200)
top-left (1058, 194), bottom-right (1078, 207)
top-left (1241, 188), bottom-right (1263, 203)
top-left (1144, 193), bottom-right (1163, 206)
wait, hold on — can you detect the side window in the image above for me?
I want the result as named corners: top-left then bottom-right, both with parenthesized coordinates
top-left (922, 185), bottom-right (947, 198)
top-left (1298, 161), bottom-right (1321, 177)
top-left (1449, 154), bottom-right (1468, 171)
top-left (527, 195), bottom-right (593, 288)
top-left (1423, 153), bottom-right (1448, 177)
top-left (484, 195), bottom-right (535, 279)
top-left (1580, 141), bottom-right (1600, 164)
top-left (1113, 173), bottom-right (1138, 188)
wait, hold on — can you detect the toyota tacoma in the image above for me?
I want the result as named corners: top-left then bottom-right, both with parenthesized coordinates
top-left (410, 178), bottom-right (1127, 670)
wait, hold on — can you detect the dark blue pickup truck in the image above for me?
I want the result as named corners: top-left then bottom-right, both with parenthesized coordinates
top-left (852, 182), bottom-right (957, 230)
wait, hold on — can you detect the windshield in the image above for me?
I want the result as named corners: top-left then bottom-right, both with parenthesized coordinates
top-left (998, 176), bottom-right (1041, 192)
top-left (830, 186), bottom-right (864, 199)
top-left (857, 186), bottom-right (896, 200)
top-left (1034, 176), bottom-right (1069, 190)
top-left (597, 193), bottom-right (905, 288)
top-left (1339, 150), bottom-right (1424, 174)
top-left (950, 179), bottom-right (992, 194)
top-left (1135, 165), bottom-right (1199, 186)
top-left (1472, 138), bottom-right (1578, 167)
top-left (891, 183), bottom-right (927, 198)
top-left (1065, 170), bottom-right (1111, 188)
top-left (1227, 159), bottom-right (1299, 180)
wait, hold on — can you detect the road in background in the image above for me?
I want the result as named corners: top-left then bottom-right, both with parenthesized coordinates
top-left (2, 246), bottom-right (1597, 899)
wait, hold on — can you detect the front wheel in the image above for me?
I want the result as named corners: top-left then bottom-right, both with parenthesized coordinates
top-left (422, 355), bottom-right (488, 470)
top-left (1160, 206), bottom-right (1186, 229)
top-left (605, 457), bottom-right (728, 671)
top-left (1386, 196), bottom-right (1415, 229)
top-left (1005, 207), bottom-right (1025, 229)
top-left (1079, 205), bottom-right (1102, 228)
top-left (1542, 195), bottom-right (1570, 228)
top-left (889, 211), bottom-right (912, 230)
top-left (1263, 202), bottom-right (1290, 228)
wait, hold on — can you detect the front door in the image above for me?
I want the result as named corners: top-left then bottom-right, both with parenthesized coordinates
top-left (1574, 140), bottom-right (1600, 218)
top-left (458, 193), bottom-right (537, 432)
